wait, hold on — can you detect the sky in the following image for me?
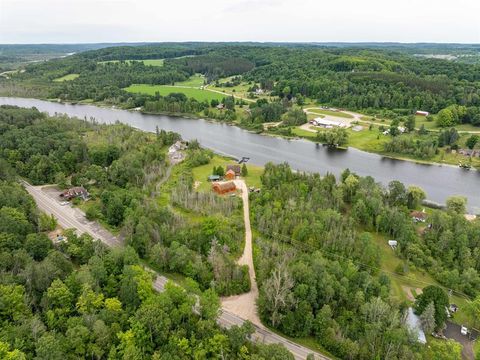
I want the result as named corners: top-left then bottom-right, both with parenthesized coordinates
top-left (1, 0), bottom-right (479, 44)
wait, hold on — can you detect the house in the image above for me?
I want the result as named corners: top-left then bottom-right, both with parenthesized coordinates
top-left (208, 175), bottom-right (221, 182)
top-left (458, 149), bottom-right (480, 158)
top-left (212, 181), bottom-right (236, 195)
top-left (416, 110), bottom-right (430, 116)
top-left (226, 164), bottom-right (241, 176)
top-left (225, 169), bottom-right (236, 180)
top-left (60, 186), bottom-right (89, 201)
top-left (168, 141), bottom-right (187, 155)
top-left (410, 210), bottom-right (427, 223)
top-left (406, 308), bottom-right (427, 344)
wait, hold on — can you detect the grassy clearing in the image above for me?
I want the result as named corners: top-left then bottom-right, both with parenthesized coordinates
top-left (174, 74), bottom-right (205, 87)
top-left (125, 84), bottom-right (225, 102)
top-left (306, 108), bottom-right (354, 119)
top-left (53, 73), bottom-right (79, 82)
top-left (191, 155), bottom-right (263, 192)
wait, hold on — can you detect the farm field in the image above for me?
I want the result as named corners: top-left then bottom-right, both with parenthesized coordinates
top-left (124, 84), bottom-right (225, 102)
top-left (53, 73), bottom-right (79, 81)
top-left (173, 73), bottom-right (205, 87)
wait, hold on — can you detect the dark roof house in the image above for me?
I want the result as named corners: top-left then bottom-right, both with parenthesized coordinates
top-left (60, 186), bottom-right (89, 201)
top-left (226, 164), bottom-right (241, 176)
top-left (410, 211), bottom-right (427, 222)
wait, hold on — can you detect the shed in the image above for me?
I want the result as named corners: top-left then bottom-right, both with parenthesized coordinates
top-left (225, 169), bottom-right (236, 180)
top-left (208, 175), bottom-right (221, 182)
top-left (226, 164), bottom-right (241, 176)
top-left (212, 181), bottom-right (236, 195)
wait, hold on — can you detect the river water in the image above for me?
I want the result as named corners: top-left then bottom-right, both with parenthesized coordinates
top-left (1, 97), bottom-right (479, 212)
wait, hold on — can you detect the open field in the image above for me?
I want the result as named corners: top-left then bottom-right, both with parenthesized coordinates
top-left (53, 73), bottom-right (79, 82)
top-left (98, 59), bottom-right (165, 66)
top-left (306, 108), bottom-right (354, 119)
top-left (174, 73), bottom-right (205, 87)
top-left (125, 84), bottom-right (225, 102)
top-left (192, 155), bottom-right (263, 192)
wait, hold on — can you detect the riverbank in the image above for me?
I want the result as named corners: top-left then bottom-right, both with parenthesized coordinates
top-left (2, 96), bottom-right (479, 212)
top-left (12, 96), bottom-right (479, 170)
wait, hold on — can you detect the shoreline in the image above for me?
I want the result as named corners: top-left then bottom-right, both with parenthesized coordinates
top-left (7, 95), bottom-right (475, 170)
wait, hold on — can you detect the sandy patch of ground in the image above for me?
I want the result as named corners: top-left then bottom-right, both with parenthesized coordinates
top-left (402, 286), bottom-right (423, 301)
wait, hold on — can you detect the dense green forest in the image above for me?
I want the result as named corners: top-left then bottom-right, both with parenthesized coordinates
top-left (0, 105), bottom-right (250, 296)
top-left (0, 105), bottom-right (303, 359)
top-left (1, 105), bottom-right (479, 359)
top-left (2, 43), bottom-right (479, 118)
top-left (251, 163), bottom-right (480, 359)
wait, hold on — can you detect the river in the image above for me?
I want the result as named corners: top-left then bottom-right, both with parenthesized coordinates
top-left (1, 97), bottom-right (479, 212)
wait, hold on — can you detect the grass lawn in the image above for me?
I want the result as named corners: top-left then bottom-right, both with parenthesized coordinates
top-left (53, 73), bottom-right (79, 82)
top-left (192, 155), bottom-right (263, 192)
top-left (306, 108), bottom-right (354, 119)
top-left (173, 73), bottom-right (205, 87)
top-left (125, 84), bottom-right (224, 102)
top-left (98, 59), bottom-right (164, 66)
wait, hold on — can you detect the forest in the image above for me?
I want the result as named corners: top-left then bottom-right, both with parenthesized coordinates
top-left (0, 105), bottom-right (304, 359)
top-left (1, 105), bottom-right (479, 359)
top-left (251, 163), bottom-right (480, 359)
top-left (2, 43), bottom-right (479, 120)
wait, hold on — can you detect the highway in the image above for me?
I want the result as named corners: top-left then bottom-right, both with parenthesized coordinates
top-left (23, 181), bottom-right (329, 360)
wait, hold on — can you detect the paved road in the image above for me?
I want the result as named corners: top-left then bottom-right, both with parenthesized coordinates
top-left (23, 181), bottom-right (329, 360)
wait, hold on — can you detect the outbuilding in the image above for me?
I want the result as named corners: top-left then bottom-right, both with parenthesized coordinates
top-left (415, 110), bottom-right (430, 116)
top-left (225, 169), bottom-right (236, 180)
top-left (212, 181), bottom-right (236, 195)
top-left (226, 164), bottom-right (241, 176)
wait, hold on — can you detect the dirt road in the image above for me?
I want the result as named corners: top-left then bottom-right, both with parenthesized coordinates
top-left (221, 180), bottom-right (261, 326)
top-left (23, 181), bottom-right (328, 360)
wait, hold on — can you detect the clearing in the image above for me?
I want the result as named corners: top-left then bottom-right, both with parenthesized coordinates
top-left (53, 73), bottom-right (79, 82)
top-left (191, 155), bottom-right (263, 192)
top-left (125, 84), bottom-right (225, 102)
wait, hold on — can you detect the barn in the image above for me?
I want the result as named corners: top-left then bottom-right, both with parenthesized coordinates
top-left (212, 181), bottom-right (236, 194)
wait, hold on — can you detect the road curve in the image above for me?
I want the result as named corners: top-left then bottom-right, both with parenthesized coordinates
top-left (23, 181), bottom-right (329, 360)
